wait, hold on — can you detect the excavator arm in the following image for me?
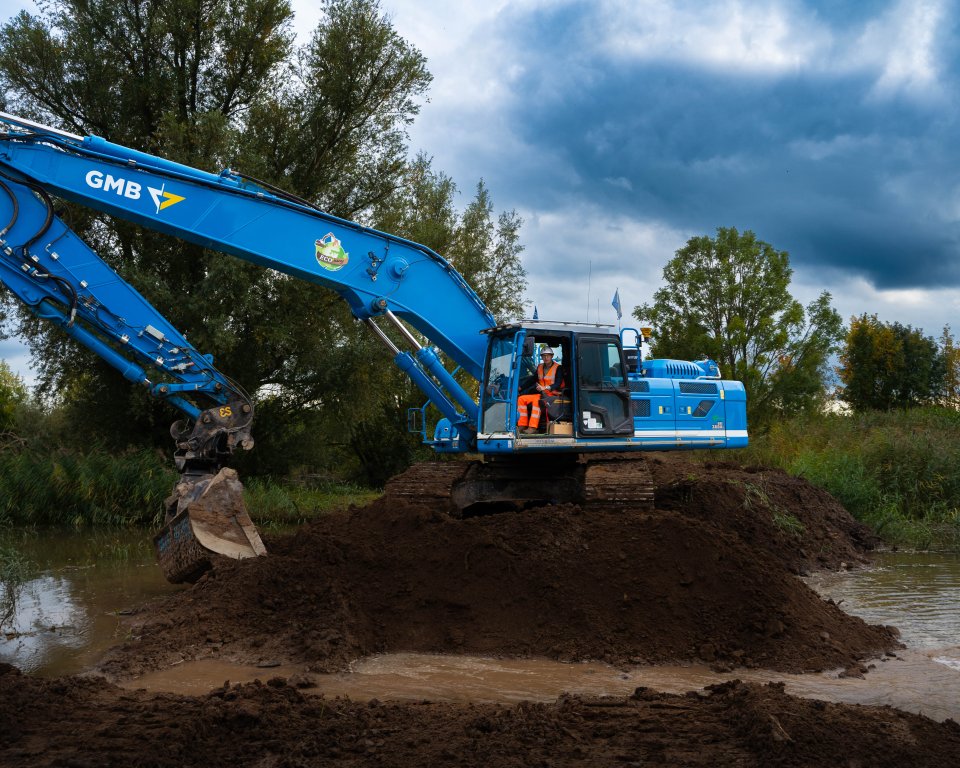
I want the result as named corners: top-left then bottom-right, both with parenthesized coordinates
top-left (0, 112), bottom-right (496, 580)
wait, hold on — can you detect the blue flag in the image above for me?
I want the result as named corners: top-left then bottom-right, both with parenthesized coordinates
top-left (611, 289), bottom-right (622, 320)
top-left (533, 305), bottom-right (539, 320)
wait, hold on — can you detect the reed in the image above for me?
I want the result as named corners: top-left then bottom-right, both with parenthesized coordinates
top-left (0, 447), bottom-right (176, 527)
top-left (0, 542), bottom-right (33, 630)
top-left (0, 444), bottom-right (379, 530)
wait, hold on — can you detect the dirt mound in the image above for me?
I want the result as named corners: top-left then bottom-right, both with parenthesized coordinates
top-left (3, 665), bottom-right (958, 767)
top-left (99, 457), bottom-right (897, 679)
top-left (648, 455), bottom-right (878, 572)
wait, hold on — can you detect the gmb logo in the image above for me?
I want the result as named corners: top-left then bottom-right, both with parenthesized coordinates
top-left (85, 170), bottom-right (185, 214)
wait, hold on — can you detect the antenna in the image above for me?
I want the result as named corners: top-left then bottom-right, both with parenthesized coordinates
top-left (586, 260), bottom-right (592, 321)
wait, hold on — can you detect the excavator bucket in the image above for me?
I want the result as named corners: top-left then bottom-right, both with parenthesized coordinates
top-left (154, 467), bottom-right (267, 584)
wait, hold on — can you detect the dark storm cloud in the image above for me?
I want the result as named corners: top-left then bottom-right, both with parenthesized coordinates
top-left (484, 1), bottom-right (960, 291)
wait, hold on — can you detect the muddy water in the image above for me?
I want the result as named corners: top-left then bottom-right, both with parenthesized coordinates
top-left (0, 529), bottom-right (180, 676)
top-left (123, 648), bottom-right (960, 722)
top-left (805, 551), bottom-right (960, 652)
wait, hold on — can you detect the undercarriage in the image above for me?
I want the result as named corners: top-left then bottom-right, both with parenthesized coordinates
top-left (385, 454), bottom-right (655, 517)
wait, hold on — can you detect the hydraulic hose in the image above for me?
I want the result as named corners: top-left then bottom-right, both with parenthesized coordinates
top-left (0, 177), bottom-right (18, 236)
top-left (0, 168), bottom-right (78, 322)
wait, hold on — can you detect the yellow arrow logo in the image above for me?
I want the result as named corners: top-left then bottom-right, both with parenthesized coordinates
top-left (148, 184), bottom-right (185, 214)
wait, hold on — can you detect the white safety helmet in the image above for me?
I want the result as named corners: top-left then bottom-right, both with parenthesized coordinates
top-left (541, 346), bottom-right (554, 356)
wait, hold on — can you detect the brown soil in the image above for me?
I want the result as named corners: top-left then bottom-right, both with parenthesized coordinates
top-left (98, 455), bottom-right (897, 680)
top-left (6, 454), bottom-right (958, 767)
top-left (3, 665), bottom-right (959, 767)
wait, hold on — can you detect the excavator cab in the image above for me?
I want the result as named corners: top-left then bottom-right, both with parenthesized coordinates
top-left (478, 322), bottom-right (633, 443)
top-left (472, 319), bottom-right (748, 456)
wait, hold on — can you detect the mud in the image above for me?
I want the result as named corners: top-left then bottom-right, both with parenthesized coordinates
top-left (97, 456), bottom-right (897, 680)
top-left (3, 665), bottom-right (959, 767)
top-left (4, 455), bottom-right (959, 766)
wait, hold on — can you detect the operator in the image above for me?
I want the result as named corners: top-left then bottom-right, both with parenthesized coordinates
top-left (517, 346), bottom-right (564, 434)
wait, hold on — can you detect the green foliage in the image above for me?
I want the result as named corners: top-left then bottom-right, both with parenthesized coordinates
top-left (633, 227), bottom-right (843, 427)
top-left (772, 511), bottom-right (806, 538)
top-left (839, 314), bottom-right (946, 411)
top-left (737, 479), bottom-right (805, 538)
top-left (0, 438), bottom-right (382, 528)
top-left (940, 326), bottom-right (960, 408)
top-left (730, 408), bottom-right (960, 549)
top-left (0, 0), bottom-right (295, 140)
top-left (0, 446), bottom-right (176, 527)
top-left (248, 0), bottom-right (432, 217)
top-left (374, 155), bottom-right (527, 322)
top-left (0, 360), bottom-right (28, 433)
top-left (243, 476), bottom-right (378, 529)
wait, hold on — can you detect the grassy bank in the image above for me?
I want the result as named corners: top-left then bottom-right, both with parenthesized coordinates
top-left (243, 477), bottom-right (380, 530)
top-left (728, 408), bottom-right (960, 549)
top-left (0, 447), bottom-right (379, 529)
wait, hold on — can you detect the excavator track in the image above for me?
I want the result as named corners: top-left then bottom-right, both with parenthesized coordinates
top-left (580, 455), bottom-right (655, 513)
top-left (384, 461), bottom-right (472, 514)
top-left (384, 455), bottom-right (655, 516)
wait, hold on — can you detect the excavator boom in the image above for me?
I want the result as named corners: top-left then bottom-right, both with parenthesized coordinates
top-left (0, 112), bottom-right (497, 581)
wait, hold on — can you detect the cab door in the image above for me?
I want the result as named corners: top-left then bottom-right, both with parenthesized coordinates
top-left (480, 329), bottom-right (526, 434)
top-left (574, 335), bottom-right (633, 436)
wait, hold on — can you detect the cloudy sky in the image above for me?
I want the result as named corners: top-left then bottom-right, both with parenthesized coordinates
top-left (0, 0), bottom-right (958, 381)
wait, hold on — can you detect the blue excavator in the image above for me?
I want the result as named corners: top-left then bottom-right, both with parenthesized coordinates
top-left (0, 112), bottom-right (747, 582)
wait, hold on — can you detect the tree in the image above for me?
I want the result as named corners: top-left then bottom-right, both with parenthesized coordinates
top-left (0, 1), bottom-right (526, 482)
top-left (374, 155), bottom-right (527, 322)
top-left (0, 360), bottom-right (27, 433)
top-left (838, 315), bottom-right (945, 411)
top-left (633, 227), bottom-right (843, 425)
top-left (238, 0), bottom-right (431, 218)
top-left (939, 326), bottom-right (960, 409)
top-left (0, 0), bottom-right (298, 447)
top-left (454, 180), bottom-right (526, 322)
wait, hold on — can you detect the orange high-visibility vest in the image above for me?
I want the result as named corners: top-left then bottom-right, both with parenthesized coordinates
top-left (537, 362), bottom-right (562, 395)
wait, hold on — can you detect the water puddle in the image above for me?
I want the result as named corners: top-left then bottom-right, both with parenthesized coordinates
top-left (122, 648), bottom-right (960, 722)
top-left (1, 529), bottom-right (180, 675)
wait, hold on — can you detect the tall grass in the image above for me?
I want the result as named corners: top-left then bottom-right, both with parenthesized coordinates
top-left (731, 408), bottom-right (960, 549)
top-left (0, 448), bottom-right (176, 527)
top-left (0, 444), bottom-right (380, 530)
top-left (0, 542), bottom-right (34, 631)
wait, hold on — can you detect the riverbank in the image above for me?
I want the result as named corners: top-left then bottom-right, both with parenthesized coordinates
top-left (0, 445), bottom-right (377, 528)
top-left (728, 407), bottom-right (960, 549)
top-left (3, 455), bottom-right (960, 766)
